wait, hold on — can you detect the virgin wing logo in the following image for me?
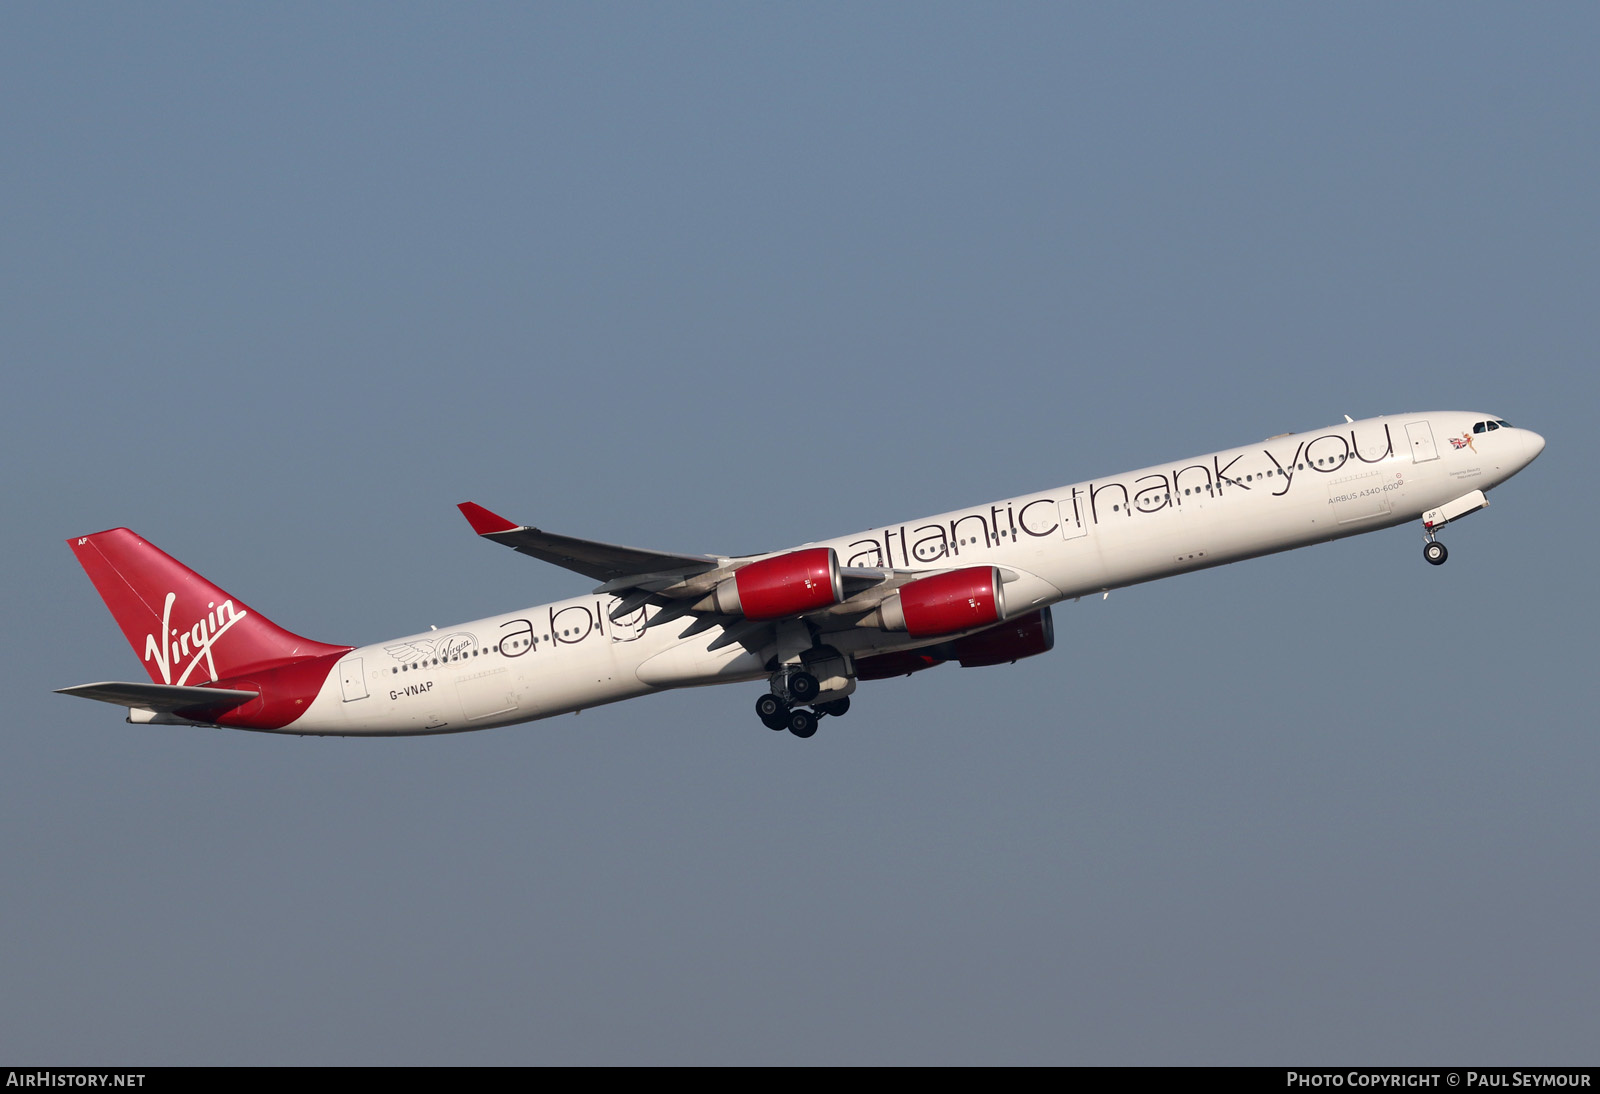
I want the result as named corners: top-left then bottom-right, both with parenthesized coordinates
top-left (143, 592), bottom-right (249, 685)
top-left (384, 633), bottom-right (478, 664)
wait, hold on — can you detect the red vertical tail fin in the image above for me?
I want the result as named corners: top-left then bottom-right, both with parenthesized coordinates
top-left (68, 528), bottom-right (349, 686)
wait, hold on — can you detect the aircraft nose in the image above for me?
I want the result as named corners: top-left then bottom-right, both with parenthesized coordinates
top-left (1522, 429), bottom-right (1546, 465)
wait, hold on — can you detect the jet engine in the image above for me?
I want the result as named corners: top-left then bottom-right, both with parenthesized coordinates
top-left (854, 649), bottom-right (946, 681)
top-left (948, 606), bottom-right (1054, 666)
top-left (871, 566), bottom-right (1004, 638)
top-left (853, 607), bottom-right (1055, 679)
top-left (710, 547), bottom-right (843, 619)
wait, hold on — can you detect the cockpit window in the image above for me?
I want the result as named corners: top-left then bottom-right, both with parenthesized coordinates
top-left (1473, 422), bottom-right (1486, 434)
top-left (1496, 419), bottom-right (1512, 427)
top-left (1486, 421), bottom-right (1499, 431)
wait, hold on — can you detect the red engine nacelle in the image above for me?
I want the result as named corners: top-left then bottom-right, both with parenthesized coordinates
top-left (877, 566), bottom-right (1004, 638)
top-left (854, 607), bottom-right (1054, 680)
top-left (713, 547), bottom-right (843, 620)
top-left (948, 607), bottom-right (1054, 667)
top-left (853, 649), bottom-right (947, 681)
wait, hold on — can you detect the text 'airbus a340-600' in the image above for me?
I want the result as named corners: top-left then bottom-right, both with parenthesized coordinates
top-left (60, 412), bottom-right (1543, 739)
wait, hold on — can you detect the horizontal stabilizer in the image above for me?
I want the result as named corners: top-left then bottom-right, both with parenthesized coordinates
top-left (57, 681), bottom-right (259, 714)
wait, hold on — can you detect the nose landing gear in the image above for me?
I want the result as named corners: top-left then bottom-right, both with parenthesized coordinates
top-left (1420, 489), bottom-right (1489, 566)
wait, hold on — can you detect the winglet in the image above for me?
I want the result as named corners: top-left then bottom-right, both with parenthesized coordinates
top-left (457, 502), bottom-right (520, 535)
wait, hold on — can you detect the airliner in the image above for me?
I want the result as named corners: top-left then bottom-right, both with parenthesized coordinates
top-left (60, 412), bottom-right (1544, 739)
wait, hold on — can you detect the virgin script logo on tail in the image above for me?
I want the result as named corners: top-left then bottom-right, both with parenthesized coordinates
top-left (143, 592), bottom-right (249, 685)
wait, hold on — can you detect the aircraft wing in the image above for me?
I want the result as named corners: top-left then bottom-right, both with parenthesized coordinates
top-left (456, 502), bottom-right (970, 652)
top-left (457, 502), bottom-right (721, 584)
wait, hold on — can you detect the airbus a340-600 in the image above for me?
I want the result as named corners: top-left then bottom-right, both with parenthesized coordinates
top-left (60, 412), bottom-right (1543, 739)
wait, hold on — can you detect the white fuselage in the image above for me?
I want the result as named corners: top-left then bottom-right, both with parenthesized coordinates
top-left (290, 412), bottom-right (1542, 735)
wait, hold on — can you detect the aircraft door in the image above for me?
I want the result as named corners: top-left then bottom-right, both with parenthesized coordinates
top-left (1328, 473), bottom-right (1394, 525)
top-left (1058, 490), bottom-right (1090, 541)
top-left (1406, 421), bottom-right (1439, 463)
top-left (339, 657), bottom-right (368, 702)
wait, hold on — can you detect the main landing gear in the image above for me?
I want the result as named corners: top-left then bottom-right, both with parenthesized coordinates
top-left (755, 670), bottom-right (853, 739)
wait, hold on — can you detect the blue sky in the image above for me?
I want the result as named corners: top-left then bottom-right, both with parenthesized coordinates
top-left (2, 4), bottom-right (1595, 1064)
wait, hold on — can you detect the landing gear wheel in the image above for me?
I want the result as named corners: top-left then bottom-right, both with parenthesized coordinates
top-left (816, 696), bottom-right (851, 718)
top-left (1424, 541), bottom-right (1448, 566)
top-left (787, 709), bottom-right (819, 738)
top-left (755, 693), bottom-right (789, 731)
top-left (788, 671), bottom-right (820, 703)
